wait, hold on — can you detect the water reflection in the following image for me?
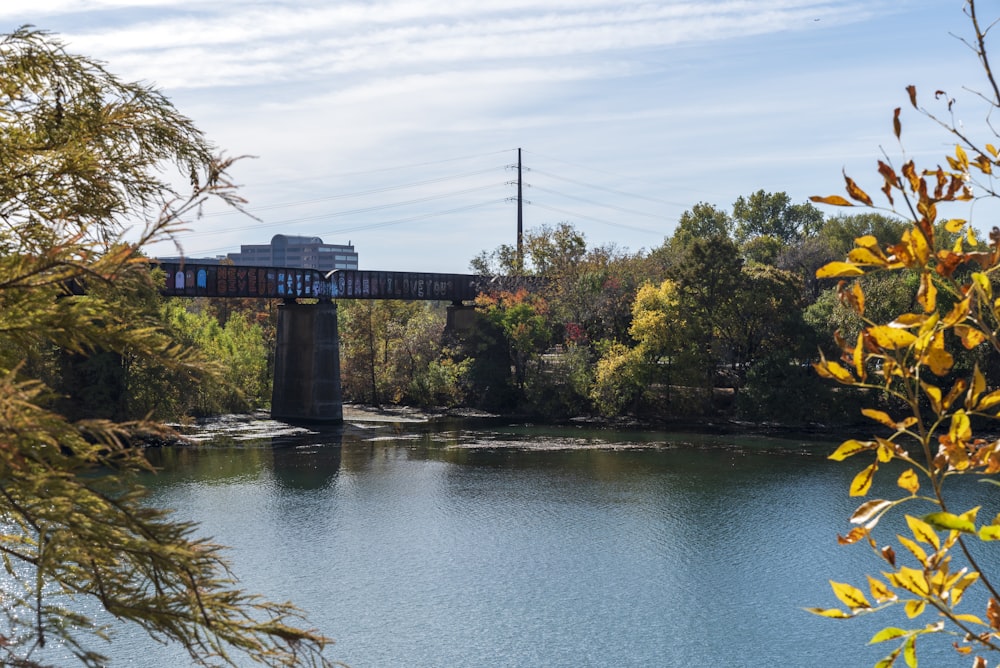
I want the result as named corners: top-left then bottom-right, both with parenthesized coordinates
top-left (269, 430), bottom-right (343, 490)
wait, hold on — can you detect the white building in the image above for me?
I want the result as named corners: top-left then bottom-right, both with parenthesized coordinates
top-left (227, 235), bottom-right (359, 272)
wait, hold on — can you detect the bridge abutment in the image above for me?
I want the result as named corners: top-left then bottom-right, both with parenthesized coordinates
top-left (271, 301), bottom-right (343, 424)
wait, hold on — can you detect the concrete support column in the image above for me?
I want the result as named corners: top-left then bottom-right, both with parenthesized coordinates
top-left (271, 301), bottom-right (343, 424)
top-left (445, 303), bottom-right (478, 334)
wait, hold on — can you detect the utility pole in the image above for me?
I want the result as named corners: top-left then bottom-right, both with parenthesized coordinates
top-left (516, 147), bottom-right (523, 273)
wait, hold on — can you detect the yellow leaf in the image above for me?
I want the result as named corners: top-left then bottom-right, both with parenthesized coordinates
top-left (979, 525), bottom-right (1000, 541)
top-left (977, 389), bottom-right (1000, 411)
top-left (867, 576), bottom-right (897, 604)
top-left (897, 534), bottom-right (929, 567)
top-left (848, 248), bottom-right (888, 266)
top-left (969, 364), bottom-right (987, 409)
top-left (862, 409), bottom-right (896, 429)
top-left (852, 282), bottom-right (866, 317)
top-left (810, 195), bottom-right (853, 207)
top-left (829, 439), bottom-right (874, 461)
top-left (917, 270), bottom-right (937, 313)
top-left (949, 410), bottom-right (972, 443)
top-left (922, 382), bottom-right (942, 413)
top-left (908, 228), bottom-right (932, 266)
top-left (953, 613), bottom-right (985, 625)
top-left (951, 573), bottom-right (980, 605)
top-left (897, 469), bottom-right (919, 495)
top-left (869, 627), bottom-right (907, 644)
top-left (850, 463), bottom-right (878, 497)
top-left (954, 324), bottom-right (987, 349)
top-left (875, 437), bottom-right (895, 463)
top-left (804, 606), bottom-right (852, 618)
top-left (903, 635), bottom-right (917, 668)
top-left (816, 261), bottom-right (865, 278)
top-left (904, 599), bottom-right (925, 618)
top-left (831, 580), bottom-right (871, 609)
top-left (868, 325), bottom-right (917, 350)
top-left (945, 218), bottom-right (966, 233)
top-left (854, 331), bottom-right (866, 379)
top-left (906, 515), bottom-right (941, 551)
top-left (922, 335), bottom-right (953, 376)
top-left (972, 272), bottom-right (993, 300)
top-left (956, 143), bottom-right (970, 170)
top-left (814, 359), bottom-right (855, 384)
top-left (855, 234), bottom-right (880, 248)
top-left (886, 567), bottom-right (930, 596)
top-left (891, 313), bottom-right (928, 327)
top-left (942, 297), bottom-right (970, 326)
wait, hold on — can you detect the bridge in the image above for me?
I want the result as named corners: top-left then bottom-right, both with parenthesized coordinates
top-left (157, 262), bottom-right (495, 425)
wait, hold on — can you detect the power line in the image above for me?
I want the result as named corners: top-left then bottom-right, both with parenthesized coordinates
top-left (184, 198), bottom-right (508, 257)
top-left (176, 182), bottom-right (507, 238)
top-left (200, 166), bottom-right (506, 218)
top-left (529, 167), bottom-right (689, 208)
top-left (528, 184), bottom-right (667, 221)
top-left (528, 201), bottom-right (667, 236)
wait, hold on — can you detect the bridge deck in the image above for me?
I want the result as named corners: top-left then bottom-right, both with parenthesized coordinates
top-left (157, 262), bottom-right (484, 302)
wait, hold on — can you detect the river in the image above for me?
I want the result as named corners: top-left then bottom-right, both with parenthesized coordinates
top-left (39, 413), bottom-right (1000, 666)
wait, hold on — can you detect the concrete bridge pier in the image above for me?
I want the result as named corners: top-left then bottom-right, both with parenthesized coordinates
top-left (445, 303), bottom-right (478, 334)
top-left (271, 301), bottom-right (343, 424)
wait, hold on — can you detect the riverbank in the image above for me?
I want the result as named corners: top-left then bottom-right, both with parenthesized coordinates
top-left (155, 404), bottom-right (860, 452)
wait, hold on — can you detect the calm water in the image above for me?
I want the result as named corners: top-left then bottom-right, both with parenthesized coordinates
top-left (38, 416), bottom-right (1000, 666)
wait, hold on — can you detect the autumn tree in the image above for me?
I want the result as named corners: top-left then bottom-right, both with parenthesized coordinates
top-left (0, 27), bottom-right (332, 666)
top-left (807, 3), bottom-right (1000, 665)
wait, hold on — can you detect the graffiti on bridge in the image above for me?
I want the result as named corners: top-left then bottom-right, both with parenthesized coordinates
top-left (157, 262), bottom-right (482, 302)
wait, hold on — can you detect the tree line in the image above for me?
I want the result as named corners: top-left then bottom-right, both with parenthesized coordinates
top-left (132, 190), bottom-right (980, 431)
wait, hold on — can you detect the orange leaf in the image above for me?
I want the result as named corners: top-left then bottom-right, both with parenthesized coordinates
top-left (844, 174), bottom-right (874, 205)
top-left (810, 194), bottom-right (853, 206)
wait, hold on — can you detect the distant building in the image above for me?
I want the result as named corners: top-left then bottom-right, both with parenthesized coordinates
top-left (226, 235), bottom-right (359, 272)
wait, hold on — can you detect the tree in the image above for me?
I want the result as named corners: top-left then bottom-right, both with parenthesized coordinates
top-left (0, 28), bottom-right (332, 666)
top-left (653, 202), bottom-right (733, 270)
top-left (475, 289), bottom-right (553, 392)
top-left (590, 279), bottom-right (685, 415)
top-left (732, 189), bottom-right (823, 245)
top-left (807, 3), bottom-right (1000, 665)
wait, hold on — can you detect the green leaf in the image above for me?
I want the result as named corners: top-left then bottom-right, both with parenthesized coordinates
top-left (903, 634), bottom-right (917, 668)
top-left (978, 525), bottom-right (1000, 541)
top-left (869, 627), bottom-right (908, 644)
top-left (922, 511), bottom-right (975, 534)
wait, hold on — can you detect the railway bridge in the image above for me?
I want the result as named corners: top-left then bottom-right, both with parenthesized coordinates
top-left (158, 262), bottom-right (492, 424)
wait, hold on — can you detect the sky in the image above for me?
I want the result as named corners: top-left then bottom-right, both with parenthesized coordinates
top-left (0, 1), bottom-right (989, 273)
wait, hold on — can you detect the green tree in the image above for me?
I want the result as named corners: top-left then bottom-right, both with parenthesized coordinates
top-left (808, 3), bottom-right (1000, 665)
top-left (653, 202), bottom-right (733, 270)
top-left (0, 28), bottom-right (332, 666)
top-left (732, 189), bottom-right (824, 245)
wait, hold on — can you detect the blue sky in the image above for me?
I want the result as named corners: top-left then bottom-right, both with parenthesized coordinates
top-left (1, 1), bottom-right (986, 273)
